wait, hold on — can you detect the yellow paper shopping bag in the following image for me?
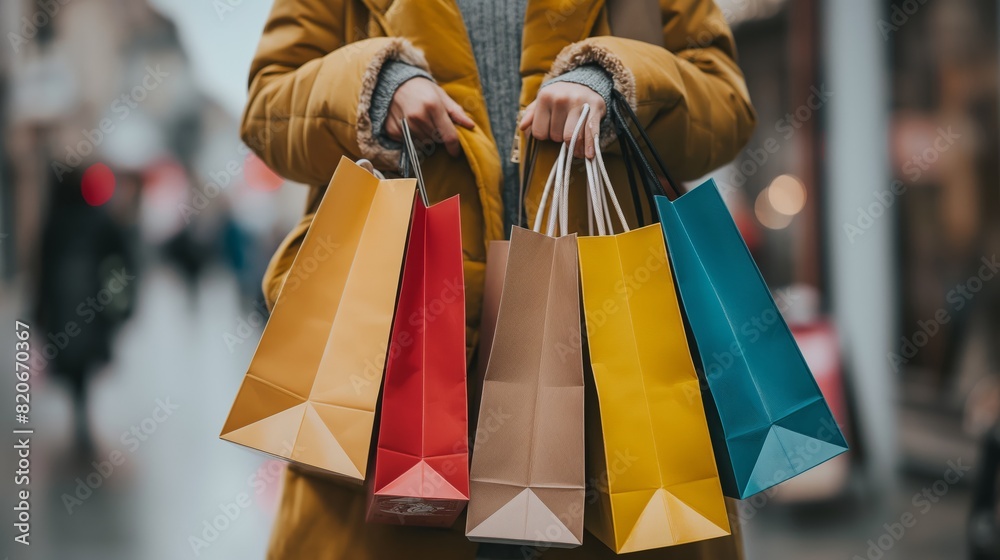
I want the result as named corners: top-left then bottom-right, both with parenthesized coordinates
top-left (577, 144), bottom-right (729, 553)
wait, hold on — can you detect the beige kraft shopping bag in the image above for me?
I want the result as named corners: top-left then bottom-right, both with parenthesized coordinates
top-left (471, 239), bottom-right (509, 416)
top-left (465, 227), bottom-right (585, 548)
top-left (467, 112), bottom-right (592, 547)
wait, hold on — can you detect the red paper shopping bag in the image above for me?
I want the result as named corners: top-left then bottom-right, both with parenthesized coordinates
top-left (366, 194), bottom-right (469, 527)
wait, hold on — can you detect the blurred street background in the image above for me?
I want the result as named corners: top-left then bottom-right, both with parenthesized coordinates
top-left (1, 0), bottom-right (998, 559)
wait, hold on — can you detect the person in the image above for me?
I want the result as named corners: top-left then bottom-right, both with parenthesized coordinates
top-left (35, 167), bottom-right (137, 457)
top-left (240, 1), bottom-right (756, 558)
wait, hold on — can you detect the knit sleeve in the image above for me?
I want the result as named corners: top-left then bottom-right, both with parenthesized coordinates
top-left (541, 63), bottom-right (614, 111)
top-left (369, 61), bottom-right (435, 149)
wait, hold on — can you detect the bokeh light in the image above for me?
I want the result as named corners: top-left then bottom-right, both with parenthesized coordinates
top-left (245, 153), bottom-right (284, 191)
top-left (81, 162), bottom-right (116, 206)
top-left (767, 174), bottom-right (807, 216)
top-left (755, 187), bottom-right (793, 230)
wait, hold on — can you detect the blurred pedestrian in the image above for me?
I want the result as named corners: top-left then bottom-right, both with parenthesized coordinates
top-left (35, 167), bottom-right (136, 456)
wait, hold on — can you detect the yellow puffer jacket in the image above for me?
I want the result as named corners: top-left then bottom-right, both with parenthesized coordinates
top-left (241, 0), bottom-right (755, 558)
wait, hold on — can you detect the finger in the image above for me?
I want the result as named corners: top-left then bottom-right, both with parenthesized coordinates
top-left (430, 104), bottom-right (462, 157)
top-left (405, 112), bottom-right (443, 156)
top-left (563, 106), bottom-right (583, 157)
top-left (585, 118), bottom-right (596, 159)
top-left (441, 90), bottom-right (476, 129)
top-left (531, 101), bottom-right (551, 141)
top-left (593, 101), bottom-right (607, 126)
top-left (549, 98), bottom-right (570, 143)
top-left (519, 102), bottom-right (537, 132)
top-left (407, 113), bottom-right (437, 145)
top-left (384, 116), bottom-right (402, 141)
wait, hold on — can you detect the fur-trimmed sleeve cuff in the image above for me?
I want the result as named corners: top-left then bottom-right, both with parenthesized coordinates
top-left (357, 38), bottom-right (431, 168)
top-left (368, 62), bottom-right (433, 153)
top-left (545, 40), bottom-right (638, 146)
top-left (547, 41), bottom-right (637, 109)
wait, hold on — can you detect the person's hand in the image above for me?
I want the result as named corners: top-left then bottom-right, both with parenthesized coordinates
top-left (384, 77), bottom-right (475, 157)
top-left (519, 82), bottom-right (606, 159)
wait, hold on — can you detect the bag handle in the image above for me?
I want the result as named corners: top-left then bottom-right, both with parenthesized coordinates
top-left (531, 143), bottom-right (565, 235)
top-left (586, 134), bottom-right (630, 235)
top-left (584, 157), bottom-right (609, 236)
top-left (610, 90), bottom-right (681, 212)
top-left (584, 156), bottom-right (599, 236)
top-left (399, 117), bottom-right (430, 207)
top-left (356, 159), bottom-right (385, 180)
top-left (530, 104), bottom-right (591, 237)
top-left (615, 120), bottom-right (648, 226)
top-left (556, 103), bottom-right (591, 236)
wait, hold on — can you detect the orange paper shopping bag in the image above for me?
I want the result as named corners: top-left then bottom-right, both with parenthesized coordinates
top-left (220, 156), bottom-right (415, 483)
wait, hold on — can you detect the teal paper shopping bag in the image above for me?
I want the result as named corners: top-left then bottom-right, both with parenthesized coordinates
top-left (655, 185), bottom-right (848, 499)
top-left (611, 91), bottom-right (849, 500)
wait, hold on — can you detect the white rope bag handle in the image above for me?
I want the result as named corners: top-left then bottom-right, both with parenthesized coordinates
top-left (531, 104), bottom-right (592, 237)
top-left (586, 132), bottom-right (630, 236)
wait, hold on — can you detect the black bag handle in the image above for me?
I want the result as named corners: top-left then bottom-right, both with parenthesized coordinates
top-left (610, 90), bottom-right (681, 206)
top-left (616, 117), bottom-right (647, 227)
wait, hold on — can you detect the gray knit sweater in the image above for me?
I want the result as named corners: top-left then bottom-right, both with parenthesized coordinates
top-left (369, 0), bottom-right (612, 231)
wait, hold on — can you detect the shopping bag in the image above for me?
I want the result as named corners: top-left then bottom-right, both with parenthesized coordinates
top-left (220, 156), bottom-right (415, 483)
top-left (466, 110), bottom-right (590, 547)
top-left (367, 121), bottom-right (469, 526)
top-left (471, 239), bottom-right (509, 417)
top-left (577, 142), bottom-right (729, 553)
top-left (611, 92), bottom-right (849, 500)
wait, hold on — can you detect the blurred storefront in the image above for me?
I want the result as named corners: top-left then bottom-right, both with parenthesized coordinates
top-left (714, 0), bottom-right (998, 556)
top-left (719, 0), bottom-right (891, 493)
top-left (889, 0), bottom-right (1000, 469)
top-left (718, 0), bottom-right (1000, 475)
top-left (0, 0), bottom-right (306, 302)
